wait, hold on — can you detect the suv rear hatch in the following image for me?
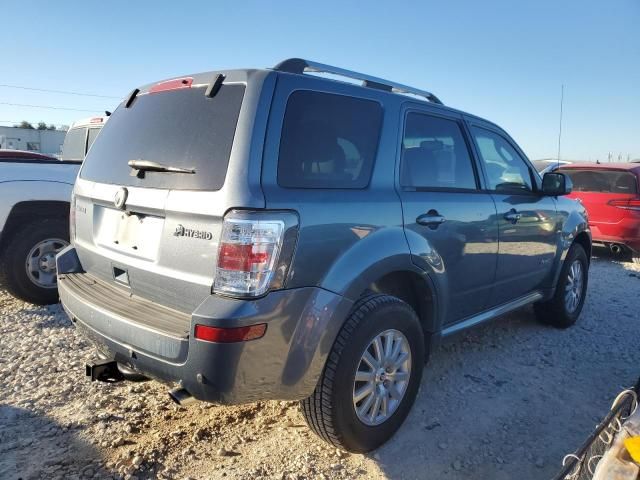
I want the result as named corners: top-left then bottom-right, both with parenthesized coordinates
top-left (73, 78), bottom-right (246, 317)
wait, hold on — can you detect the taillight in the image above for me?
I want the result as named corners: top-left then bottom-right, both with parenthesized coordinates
top-left (69, 192), bottom-right (76, 242)
top-left (213, 212), bottom-right (285, 297)
top-left (608, 198), bottom-right (640, 211)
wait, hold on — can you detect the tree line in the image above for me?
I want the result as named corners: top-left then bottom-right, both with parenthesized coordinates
top-left (12, 121), bottom-right (60, 131)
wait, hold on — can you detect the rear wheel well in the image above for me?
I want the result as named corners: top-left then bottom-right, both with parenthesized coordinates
top-left (1, 201), bottom-right (70, 249)
top-left (573, 231), bottom-right (591, 262)
top-left (365, 271), bottom-right (436, 350)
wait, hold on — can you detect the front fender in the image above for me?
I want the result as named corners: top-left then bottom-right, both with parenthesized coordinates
top-left (551, 200), bottom-right (591, 290)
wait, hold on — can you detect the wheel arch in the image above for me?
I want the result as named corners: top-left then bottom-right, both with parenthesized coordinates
top-left (316, 226), bottom-right (442, 353)
top-left (550, 209), bottom-right (591, 294)
top-left (573, 231), bottom-right (592, 262)
top-left (365, 269), bottom-right (439, 354)
top-left (0, 200), bottom-right (70, 250)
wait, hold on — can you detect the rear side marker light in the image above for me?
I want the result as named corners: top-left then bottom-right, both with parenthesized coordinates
top-left (608, 199), bottom-right (640, 211)
top-left (69, 193), bottom-right (77, 241)
top-left (149, 77), bottom-right (193, 94)
top-left (194, 324), bottom-right (267, 343)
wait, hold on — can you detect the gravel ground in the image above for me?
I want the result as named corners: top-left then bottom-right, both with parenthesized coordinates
top-left (1, 248), bottom-right (639, 480)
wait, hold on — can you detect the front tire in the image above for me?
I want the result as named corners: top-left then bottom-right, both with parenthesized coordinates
top-left (300, 294), bottom-right (425, 452)
top-left (534, 243), bottom-right (588, 328)
top-left (0, 219), bottom-right (69, 305)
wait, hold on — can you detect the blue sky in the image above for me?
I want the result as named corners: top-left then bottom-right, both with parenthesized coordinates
top-left (3, 0), bottom-right (638, 161)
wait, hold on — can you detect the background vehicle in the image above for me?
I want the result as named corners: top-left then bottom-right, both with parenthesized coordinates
top-left (0, 149), bottom-right (80, 304)
top-left (57, 59), bottom-right (590, 452)
top-left (533, 159), bottom-right (572, 175)
top-left (0, 116), bottom-right (106, 304)
top-left (60, 115), bottom-right (108, 161)
top-left (560, 163), bottom-right (640, 263)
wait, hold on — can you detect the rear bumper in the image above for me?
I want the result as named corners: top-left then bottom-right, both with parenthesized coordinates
top-left (57, 246), bottom-right (353, 404)
top-left (590, 219), bottom-right (640, 253)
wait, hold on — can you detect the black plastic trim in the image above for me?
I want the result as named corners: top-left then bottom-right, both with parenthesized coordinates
top-left (124, 88), bottom-right (140, 108)
top-left (205, 74), bottom-right (225, 98)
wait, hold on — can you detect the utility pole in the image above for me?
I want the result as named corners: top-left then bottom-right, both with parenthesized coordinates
top-left (557, 84), bottom-right (564, 164)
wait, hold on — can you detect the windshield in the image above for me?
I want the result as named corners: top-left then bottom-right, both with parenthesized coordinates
top-left (80, 84), bottom-right (245, 190)
top-left (60, 127), bottom-right (87, 161)
top-left (561, 169), bottom-right (638, 194)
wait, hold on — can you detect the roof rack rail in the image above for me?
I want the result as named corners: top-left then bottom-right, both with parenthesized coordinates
top-left (273, 58), bottom-right (443, 105)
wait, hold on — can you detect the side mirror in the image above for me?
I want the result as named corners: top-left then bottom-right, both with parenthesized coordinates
top-left (542, 172), bottom-right (572, 196)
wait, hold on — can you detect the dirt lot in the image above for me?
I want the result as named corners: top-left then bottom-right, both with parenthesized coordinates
top-left (1, 249), bottom-right (639, 480)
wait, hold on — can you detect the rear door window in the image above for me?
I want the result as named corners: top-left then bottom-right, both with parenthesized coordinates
top-left (561, 169), bottom-right (638, 194)
top-left (277, 91), bottom-right (382, 189)
top-left (80, 85), bottom-right (245, 190)
top-left (401, 113), bottom-right (477, 190)
top-left (61, 127), bottom-right (87, 161)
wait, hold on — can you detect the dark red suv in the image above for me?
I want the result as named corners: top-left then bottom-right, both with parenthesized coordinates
top-left (560, 163), bottom-right (640, 263)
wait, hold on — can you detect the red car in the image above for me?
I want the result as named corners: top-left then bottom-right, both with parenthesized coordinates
top-left (559, 163), bottom-right (640, 263)
top-left (0, 149), bottom-right (58, 162)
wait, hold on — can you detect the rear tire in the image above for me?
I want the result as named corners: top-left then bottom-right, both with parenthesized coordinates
top-left (534, 243), bottom-right (588, 328)
top-left (300, 294), bottom-right (424, 452)
top-left (0, 219), bottom-right (69, 305)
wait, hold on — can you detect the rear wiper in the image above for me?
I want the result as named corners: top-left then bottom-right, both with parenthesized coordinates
top-left (128, 159), bottom-right (195, 178)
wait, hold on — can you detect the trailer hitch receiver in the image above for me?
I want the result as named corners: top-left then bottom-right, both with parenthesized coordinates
top-left (85, 358), bottom-right (125, 383)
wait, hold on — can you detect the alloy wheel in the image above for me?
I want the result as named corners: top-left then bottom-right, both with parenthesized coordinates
top-left (352, 329), bottom-right (412, 426)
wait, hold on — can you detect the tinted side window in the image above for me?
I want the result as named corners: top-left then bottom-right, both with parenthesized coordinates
top-left (277, 91), bottom-right (382, 189)
top-left (61, 127), bottom-right (87, 161)
top-left (401, 113), bottom-right (477, 190)
top-left (471, 127), bottom-right (533, 192)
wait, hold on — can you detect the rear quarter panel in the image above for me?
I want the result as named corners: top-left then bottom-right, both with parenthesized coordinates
top-left (261, 74), bottom-right (419, 299)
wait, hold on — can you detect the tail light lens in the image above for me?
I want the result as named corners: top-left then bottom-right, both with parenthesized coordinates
top-left (69, 192), bottom-right (77, 242)
top-left (608, 198), bottom-right (640, 211)
top-left (213, 213), bottom-right (285, 297)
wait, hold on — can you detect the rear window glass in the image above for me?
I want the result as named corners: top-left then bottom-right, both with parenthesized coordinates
top-left (80, 85), bottom-right (245, 190)
top-left (277, 91), bottom-right (382, 189)
top-left (86, 127), bottom-right (101, 151)
top-left (561, 169), bottom-right (638, 194)
top-left (61, 127), bottom-right (87, 161)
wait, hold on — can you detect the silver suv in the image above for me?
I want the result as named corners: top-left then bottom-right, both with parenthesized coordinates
top-left (57, 59), bottom-right (591, 452)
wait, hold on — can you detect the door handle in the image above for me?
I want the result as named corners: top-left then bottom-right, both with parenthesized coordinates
top-left (416, 211), bottom-right (446, 228)
top-left (504, 209), bottom-right (522, 223)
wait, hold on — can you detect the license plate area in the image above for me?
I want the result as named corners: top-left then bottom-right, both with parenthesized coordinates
top-left (94, 206), bottom-right (163, 260)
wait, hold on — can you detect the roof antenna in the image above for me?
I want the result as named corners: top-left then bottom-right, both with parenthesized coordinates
top-left (557, 84), bottom-right (564, 169)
